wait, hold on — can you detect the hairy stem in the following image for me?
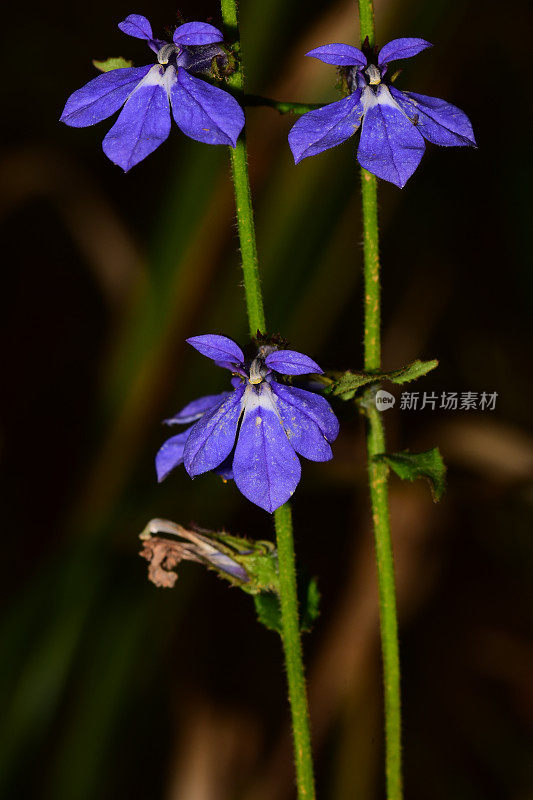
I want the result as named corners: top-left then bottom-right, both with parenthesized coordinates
top-left (229, 135), bottom-right (266, 337)
top-left (364, 391), bottom-right (402, 800)
top-left (361, 171), bottom-right (381, 371)
top-left (274, 504), bottom-right (316, 799)
top-left (358, 0), bottom-right (376, 47)
top-left (220, 0), bottom-right (265, 337)
top-left (220, 1), bottom-right (315, 796)
top-left (358, 2), bottom-right (403, 798)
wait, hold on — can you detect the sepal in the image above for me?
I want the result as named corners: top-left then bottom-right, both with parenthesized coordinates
top-left (210, 44), bottom-right (238, 79)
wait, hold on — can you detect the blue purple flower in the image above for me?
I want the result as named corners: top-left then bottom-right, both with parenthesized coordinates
top-left (288, 37), bottom-right (476, 187)
top-left (60, 15), bottom-right (245, 171)
top-left (156, 335), bottom-right (339, 513)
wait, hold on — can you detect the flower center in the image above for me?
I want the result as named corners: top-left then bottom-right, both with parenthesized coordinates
top-left (248, 357), bottom-right (268, 385)
top-left (157, 43), bottom-right (182, 66)
top-left (364, 64), bottom-right (382, 86)
top-left (246, 345), bottom-right (279, 385)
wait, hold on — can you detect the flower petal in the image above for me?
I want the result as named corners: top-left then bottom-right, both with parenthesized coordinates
top-left (118, 14), bottom-right (153, 40)
top-left (270, 382), bottom-right (339, 443)
top-left (357, 89), bottom-right (425, 187)
top-left (117, 16), bottom-right (166, 55)
top-left (288, 93), bottom-right (364, 163)
top-left (164, 392), bottom-right (231, 425)
top-left (272, 386), bottom-right (333, 462)
top-left (390, 88), bottom-right (476, 147)
top-left (171, 69), bottom-right (244, 146)
top-left (306, 43), bottom-right (366, 67)
top-left (177, 43), bottom-right (226, 75)
top-left (378, 38), bottom-right (432, 66)
top-left (156, 430), bottom-right (190, 481)
top-left (187, 334), bottom-right (244, 365)
top-left (265, 350), bottom-right (323, 376)
top-left (173, 21), bottom-right (223, 46)
top-left (232, 388), bottom-right (301, 513)
top-left (102, 66), bottom-right (172, 171)
top-left (60, 66), bottom-right (152, 128)
top-left (184, 387), bottom-right (245, 476)
top-left (215, 456), bottom-right (234, 481)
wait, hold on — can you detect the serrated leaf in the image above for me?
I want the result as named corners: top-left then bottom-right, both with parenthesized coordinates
top-left (329, 359), bottom-right (438, 400)
top-left (388, 359), bottom-right (439, 384)
top-left (253, 576), bottom-right (320, 634)
top-left (331, 371), bottom-right (376, 400)
top-left (375, 447), bottom-right (446, 502)
top-left (92, 57), bottom-right (133, 73)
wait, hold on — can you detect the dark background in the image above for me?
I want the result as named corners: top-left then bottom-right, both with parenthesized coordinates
top-left (1, 0), bottom-right (532, 797)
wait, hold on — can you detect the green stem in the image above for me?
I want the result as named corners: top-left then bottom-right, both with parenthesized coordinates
top-left (361, 171), bottom-right (381, 371)
top-left (358, 2), bottom-right (403, 799)
top-left (244, 95), bottom-right (322, 115)
top-left (358, 0), bottom-right (376, 47)
top-left (220, 0), bottom-right (265, 338)
top-left (364, 395), bottom-right (402, 800)
top-left (274, 504), bottom-right (316, 799)
top-left (220, 1), bottom-right (315, 796)
top-left (229, 135), bottom-right (266, 337)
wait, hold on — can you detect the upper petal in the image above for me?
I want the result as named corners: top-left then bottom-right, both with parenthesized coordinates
top-left (164, 392), bottom-right (231, 425)
top-left (357, 87), bottom-right (425, 187)
top-left (378, 38), bottom-right (432, 66)
top-left (156, 430), bottom-right (190, 481)
top-left (187, 334), bottom-right (244, 366)
top-left (306, 43), bottom-right (367, 67)
top-left (60, 66), bottom-right (151, 128)
top-left (118, 14), bottom-right (153, 40)
top-left (232, 387), bottom-right (301, 513)
top-left (390, 88), bottom-right (476, 147)
top-left (270, 382), bottom-right (339, 443)
top-left (171, 69), bottom-right (244, 147)
top-left (118, 15), bottom-right (165, 55)
top-left (265, 350), bottom-right (323, 376)
top-left (173, 22), bottom-right (223, 46)
top-left (102, 66), bottom-right (172, 171)
top-left (288, 92), bottom-right (364, 163)
top-left (183, 386), bottom-right (245, 476)
top-left (272, 387), bottom-right (333, 462)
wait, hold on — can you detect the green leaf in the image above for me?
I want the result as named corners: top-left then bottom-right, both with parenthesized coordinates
top-left (92, 57), bottom-right (133, 73)
top-left (253, 576), bottom-right (320, 634)
top-left (375, 447), bottom-right (446, 502)
top-left (330, 371), bottom-right (376, 400)
top-left (387, 359), bottom-right (439, 384)
top-left (253, 592), bottom-right (282, 633)
top-left (300, 577), bottom-right (320, 633)
top-left (328, 359), bottom-right (439, 400)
